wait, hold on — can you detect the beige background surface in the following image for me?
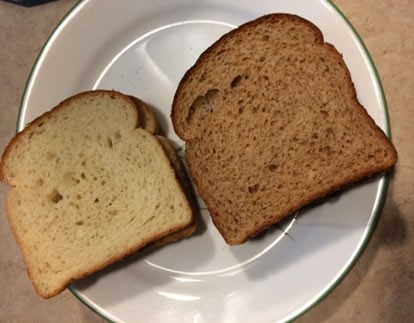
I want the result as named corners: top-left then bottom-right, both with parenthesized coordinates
top-left (0, 0), bottom-right (413, 322)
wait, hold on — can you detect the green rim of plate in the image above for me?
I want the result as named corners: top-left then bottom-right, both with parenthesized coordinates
top-left (16, 0), bottom-right (391, 322)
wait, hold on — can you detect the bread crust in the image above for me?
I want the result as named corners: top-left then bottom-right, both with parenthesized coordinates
top-left (171, 14), bottom-right (397, 245)
top-left (129, 95), bottom-right (159, 135)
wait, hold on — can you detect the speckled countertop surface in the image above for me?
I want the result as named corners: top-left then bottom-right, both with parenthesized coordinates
top-left (0, 0), bottom-right (413, 322)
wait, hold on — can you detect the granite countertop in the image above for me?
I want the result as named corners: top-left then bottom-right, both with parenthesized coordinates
top-left (0, 1), bottom-right (413, 322)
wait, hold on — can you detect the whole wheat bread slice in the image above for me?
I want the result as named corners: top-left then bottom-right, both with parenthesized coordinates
top-left (171, 14), bottom-right (397, 245)
top-left (0, 90), bottom-right (194, 298)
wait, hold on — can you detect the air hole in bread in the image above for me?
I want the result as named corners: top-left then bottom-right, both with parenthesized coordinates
top-left (199, 72), bottom-right (207, 81)
top-left (262, 35), bottom-right (270, 41)
top-left (49, 189), bottom-right (63, 204)
top-left (325, 128), bottom-right (334, 138)
top-left (186, 89), bottom-right (220, 124)
top-left (80, 172), bottom-right (86, 180)
top-left (248, 184), bottom-right (259, 193)
top-left (231, 75), bottom-right (243, 88)
top-left (266, 164), bottom-right (279, 172)
top-left (75, 220), bottom-right (84, 226)
top-left (36, 178), bottom-right (44, 186)
top-left (205, 89), bottom-right (219, 105)
top-left (94, 198), bottom-right (100, 203)
top-left (38, 122), bottom-right (44, 127)
top-left (320, 110), bottom-right (329, 117)
top-left (319, 146), bottom-right (332, 155)
top-left (46, 151), bottom-right (56, 160)
top-left (107, 138), bottom-right (113, 148)
top-left (187, 96), bottom-right (205, 122)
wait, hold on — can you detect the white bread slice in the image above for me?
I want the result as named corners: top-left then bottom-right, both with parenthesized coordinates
top-left (0, 90), bottom-right (193, 298)
top-left (129, 96), bottom-right (197, 246)
top-left (171, 14), bottom-right (397, 245)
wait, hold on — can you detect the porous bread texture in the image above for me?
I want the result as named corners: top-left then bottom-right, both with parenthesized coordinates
top-left (172, 14), bottom-right (397, 245)
top-left (0, 90), bottom-right (193, 298)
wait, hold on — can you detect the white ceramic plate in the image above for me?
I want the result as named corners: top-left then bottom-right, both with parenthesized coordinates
top-left (19, 0), bottom-right (391, 322)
